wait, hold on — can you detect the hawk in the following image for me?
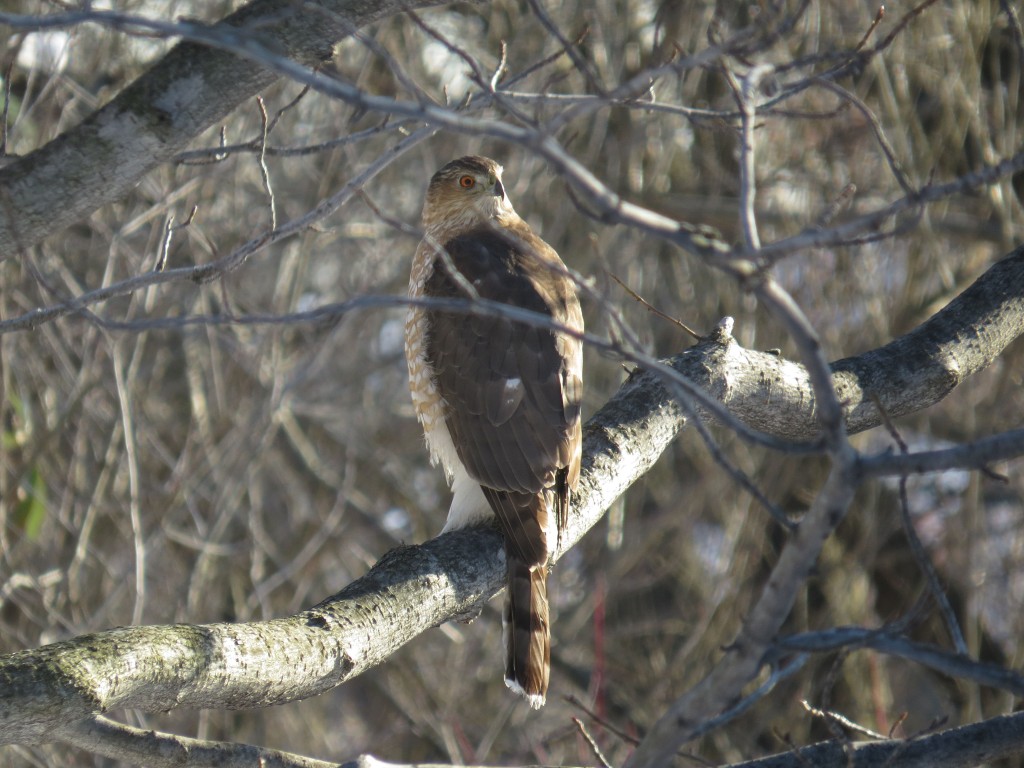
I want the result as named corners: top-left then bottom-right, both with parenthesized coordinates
top-left (405, 156), bottom-right (583, 708)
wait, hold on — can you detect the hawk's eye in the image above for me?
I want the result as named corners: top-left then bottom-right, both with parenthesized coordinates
top-left (459, 175), bottom-right (476, 189)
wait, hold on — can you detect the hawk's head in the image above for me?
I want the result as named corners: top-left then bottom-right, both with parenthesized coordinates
top-left (422, 155), bottom-right (517, 235)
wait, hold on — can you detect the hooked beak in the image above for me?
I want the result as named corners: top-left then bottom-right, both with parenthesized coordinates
top-left (493, 178), bottom-right (505, 198)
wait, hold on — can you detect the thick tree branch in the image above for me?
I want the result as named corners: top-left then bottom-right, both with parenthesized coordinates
top-left (0, 0), bottom-right (453, 257)
top-left (720, 711), bottom-right (1024, 768)
top-left (332, 712), bottom-right (1024, 768)
top-left (612, 246), bottom-right (1024, 767)
top-left (0, 246), bottom-right (1022, 746)
top-left (55, 714), bottom-right (337, 768)
top-left (721, 244), bottom-right (1024, 440)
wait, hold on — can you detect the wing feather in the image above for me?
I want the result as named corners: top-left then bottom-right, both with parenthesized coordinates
top-left (423, 225), bottom-right (582, 505)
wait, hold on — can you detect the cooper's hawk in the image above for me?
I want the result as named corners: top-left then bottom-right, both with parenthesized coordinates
top-left (405, 156), bottom-right (583, 708)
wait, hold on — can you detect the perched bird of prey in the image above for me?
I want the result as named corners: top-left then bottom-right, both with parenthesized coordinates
top-left (405, 156), bottom-right (584, 708)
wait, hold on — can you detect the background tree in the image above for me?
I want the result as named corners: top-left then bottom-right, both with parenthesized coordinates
top-left (1, 0), bottom-right (1023, 766)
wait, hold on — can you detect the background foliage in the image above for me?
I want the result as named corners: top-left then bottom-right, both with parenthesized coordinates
top-left (1, 0), bottom-right (1022, 765)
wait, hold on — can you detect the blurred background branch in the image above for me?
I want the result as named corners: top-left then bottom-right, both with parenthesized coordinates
top-left (1, 0), bottom-right (1023, 765)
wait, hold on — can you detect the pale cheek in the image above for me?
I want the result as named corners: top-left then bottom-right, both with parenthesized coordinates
top-left (423, 191), bottom-right (517, 236)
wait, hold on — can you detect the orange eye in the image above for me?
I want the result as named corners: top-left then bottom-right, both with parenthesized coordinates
top-left (459, 175), bottom-right (476, 189)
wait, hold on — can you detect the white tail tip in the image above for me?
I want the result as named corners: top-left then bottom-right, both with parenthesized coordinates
top-left (504, 676), bottom-right (546, 709)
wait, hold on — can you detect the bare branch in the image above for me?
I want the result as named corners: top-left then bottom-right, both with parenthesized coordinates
top-left (720, 711), bottom-right (1024, 768)
top-left (3, 246), bottom-right (1022, 745)
top-left (54, 715), bottom-right (337, 768)
top-left (0, 126), bottom-right (435, 334)
top-left (860, 429), bottom-right (1024, 477)
top-left (0, 0), bottom-right (453, 257)
top-left (2, 2), bottom-right (1022, 764)
top-left (778, 628), bottom-right (1024, 696)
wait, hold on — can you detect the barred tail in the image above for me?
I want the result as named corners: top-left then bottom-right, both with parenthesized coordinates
top-left (502, 555), bottom-right (550, 708)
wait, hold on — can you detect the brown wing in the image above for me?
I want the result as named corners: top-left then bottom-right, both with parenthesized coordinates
top-left (424, 225), bottom-right (583, 561)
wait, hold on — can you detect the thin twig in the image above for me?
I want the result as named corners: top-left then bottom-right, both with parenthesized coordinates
top-left (564, 695), bottom-right (639, 746)
top-left (801, 700), bottom-right (888, 741)
top-left (256, 96), bottom-right (277, 231)
top-left (0, 55), bottom-right (14, 158)
top-left (814, 183), bottom-right (857, 228)
top-left (854, 6), bottom-right (886, 52)
top-left (175, 119), bottom-right (412, 163)
top-left (525, 0), bottom-right (606, 95)
top-left (607, 271), bottom-right (702, 340)
top-left (153, 205), bottom-right (198, 275)
top-left (728, 63), bottom-right (774, 252)
top-left (572, 717), bottom-right (613, 768)
top-left (872, 0), bottom-right (942, 56)
top-left (265, 83), bottom-right (310, 135)
top-left (685, 653), bottom-right (812, 743)
top-left (813, 79), bottom-right (915, 196)
top-left (504, 26), bottom-right (591, 88)
top-left (871, 394), bottom-right (969, 656)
